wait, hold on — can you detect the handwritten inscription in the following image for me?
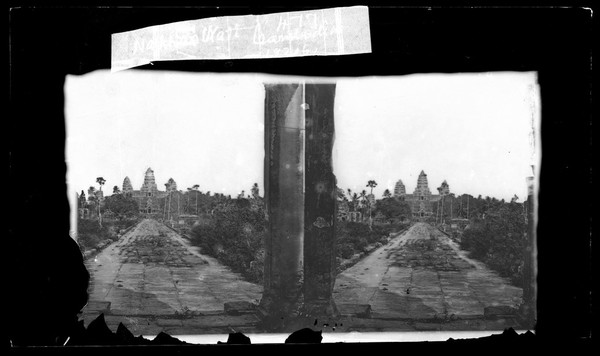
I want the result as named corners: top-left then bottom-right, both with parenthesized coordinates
top-left (112, 6), bottom-right (371, 71)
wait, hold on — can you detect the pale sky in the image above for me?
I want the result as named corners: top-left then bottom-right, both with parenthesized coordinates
top-left (65, 70), bottom-right (540, 203)
top-left (333, 72), bottom-right (540, 201)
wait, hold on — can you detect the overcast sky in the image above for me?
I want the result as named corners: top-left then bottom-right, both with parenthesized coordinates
top-left (65, 70), bottom-right (539, 203)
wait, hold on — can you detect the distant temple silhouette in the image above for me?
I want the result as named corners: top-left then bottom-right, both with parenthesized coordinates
top-left (394, 170), bottom-right (450, 220)
top-left (122, 168), bottom-right (175, 214)
top-left (116, 168), bottom-right (448, 220)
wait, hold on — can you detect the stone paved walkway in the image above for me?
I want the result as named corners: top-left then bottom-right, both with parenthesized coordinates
top-left (333, 223), bottom-right (523, 331)
top-left (81, 219), bottom-right (262, 335)
top-left (80, 220), bottom-right (525, 336)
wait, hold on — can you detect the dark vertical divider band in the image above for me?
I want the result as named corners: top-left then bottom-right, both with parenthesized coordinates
top-left (260, 84), bottom-right (305, 321)
top-left (303, 83), bottom-right (339, 317)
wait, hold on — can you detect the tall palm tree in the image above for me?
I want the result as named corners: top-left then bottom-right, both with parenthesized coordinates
top-left (366, 180), bottom-right (378, 195)
top-left (164, 181), bottom-right (172, 221)
top-left (96, 177), bottom-right (106, 194)
top-left (192, 184), bottom-right (200, 215)
top-left (251, 183), bottom-right (260, 199)
top-left (351, 192), bottom-right (359, 212)
top-left (366, 180), bottom-right (378, 228)
top-left (359, 190), bottom-right (367, 221)
top-left (96, 177), bottom-right (106, 227)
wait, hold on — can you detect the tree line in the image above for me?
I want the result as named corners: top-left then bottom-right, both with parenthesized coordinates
top-left (77, 177), bottom-right (264, 224)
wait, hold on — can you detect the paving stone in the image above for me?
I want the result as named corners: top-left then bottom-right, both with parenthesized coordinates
top-left (181, 314), bottom-right (260, 328)
top-left (155, 318), bottom-right (184, 327)
top-left (341, 317), bottom-right (415, 331)
top-left (369, 310), bottom-right (410, 320)
top-left (337, 303), bottom-right (372, 318)
top-left (414, 322), bottom-right (441, 331)
top-left (484, 305), bottom-right (518, 318)
top-left (438, 319), bottom-right (485, 330)
top-left (224, 301), bottom-right (257, 315)
top-left (84, 301), bottom-right (111, 312)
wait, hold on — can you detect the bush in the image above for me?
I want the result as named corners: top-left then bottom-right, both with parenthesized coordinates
top-left (459, 202), bottom-right (527, 287)
top-left (76, 218), bottom-right (112, 252)
top-left (338, 243), bottom-right (355, 259)
top-left (76, 217), bottom-right (139, 256)
top-left (190, 198), bottom-right (267, 284)
top-left (461, 225), bottom-right (489, 259)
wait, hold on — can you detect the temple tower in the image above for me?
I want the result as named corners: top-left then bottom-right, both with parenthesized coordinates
top-left (412, 170), bottom-right (433, 219)
top-left (413, 170), bottom-right (432, 198)
top-left (393, 179), bottom-right (406, 199)
top-left (122, 176), bottom-right (133, 196)
top-left (140, 168), bottom-right (158, 196)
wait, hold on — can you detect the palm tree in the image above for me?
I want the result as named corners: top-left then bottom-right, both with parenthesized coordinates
top-left (359, 190), bottom-right (367, 221)
top-left (251, 183), bottom-right (260, 199)
top-left (366, 180), bottom-right (378, 228)
top-left (192, 184), bottom-right (200, 215)
top-left (383, 189), bottom-right (392, 199)
top-left (366, 180), bottom-right (378, 195)
top-left (164, 181), bottom-right (172, 221)
top-left (96, 177), bottom-right (106, 193)
top-left (351, 192), bottom-right (359, 212)
top-left (96, 177), bottom-right (106, 227)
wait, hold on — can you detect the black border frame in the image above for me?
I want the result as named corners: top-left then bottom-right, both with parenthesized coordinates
top-left (7, 3), bottom-right (592, 350)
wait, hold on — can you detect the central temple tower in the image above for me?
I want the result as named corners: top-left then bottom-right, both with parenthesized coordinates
top-left (412, 170), bottom-right (434, 219)
top-left (140, 168), bottom-right (159, 196)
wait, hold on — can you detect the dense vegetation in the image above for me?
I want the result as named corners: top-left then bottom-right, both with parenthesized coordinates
top-left (459, 198), bottom-right (529, 287)
top-left (76, 217), bottom-right (138, 256)
top-left (76, 185), bottom-right (140, 257)
top-left (374, 197), bottom-right (413, 223)
top-left (190, 197), bottom-right (267, 284)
